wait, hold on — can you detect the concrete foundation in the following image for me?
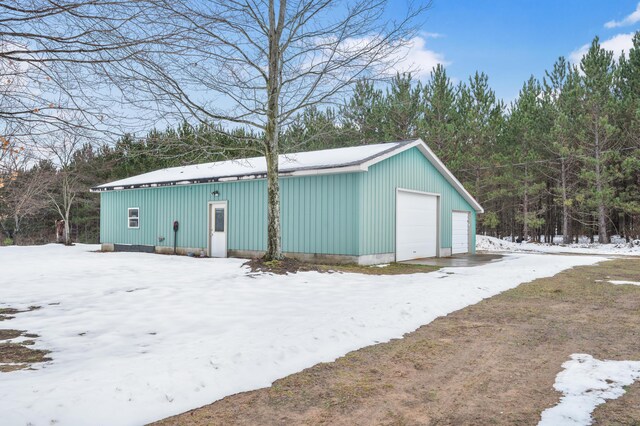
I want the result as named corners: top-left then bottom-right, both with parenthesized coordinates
top-left (155, 246), bottom-right (206, 256)
top-left (102, 243), bottom-right (204, 257)
top-left (228, 249), bottom-right (360, 265)
top-left (440, 247), bottom-right (452, 257)
top-left (101, 243), bottom-right (458, 265)
top-left (229, 250), bottom-right (401, 265)
top-left (356, 253), bottom-right (396, 265)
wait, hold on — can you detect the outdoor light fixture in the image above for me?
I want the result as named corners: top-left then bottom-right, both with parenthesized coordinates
top-left (212, 190), bottom-right (220, 197)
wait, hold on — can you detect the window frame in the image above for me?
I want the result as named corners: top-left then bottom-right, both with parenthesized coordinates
top-left (128, 207), bottom-right (140, 229)
top-left (214, 207), bottom-right (225, 232)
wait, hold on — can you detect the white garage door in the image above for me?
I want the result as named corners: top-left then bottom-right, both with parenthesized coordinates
top-left (396, 190), bottom-right (438, 261)
top-left (452, 211), bottom-right (470, 254)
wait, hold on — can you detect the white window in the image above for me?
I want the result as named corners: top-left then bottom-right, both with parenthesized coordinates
top-left (128, 208), bottom-right (139, 229)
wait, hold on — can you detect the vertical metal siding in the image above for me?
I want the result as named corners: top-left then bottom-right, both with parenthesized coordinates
top-left (280, 173), bottom-right (358, 255)
top-left (100, 173), bottom-right (359, 255)
top-left (358, 147), bottom-right (477, 255)
top-left (99, 147), bottom-right (475, 258)
top-left (100, 181), bottom-right (267, 252)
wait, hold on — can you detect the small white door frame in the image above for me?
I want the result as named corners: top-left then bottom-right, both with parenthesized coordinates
top-left (395, 188), bottom-right (441, 260)
top-left (452, 209), bottom-right (471, 254)
top-left (208, 201), bottom-right (228, 257)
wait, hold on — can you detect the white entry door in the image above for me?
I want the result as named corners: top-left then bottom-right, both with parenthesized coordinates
top-left (396, 190), bottom-right (438, 261)
top-left (209, 202), bottom-right (227, 257)
top-left (452, 211), bottom-right (470, 254)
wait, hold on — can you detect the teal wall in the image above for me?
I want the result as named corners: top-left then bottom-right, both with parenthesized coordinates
top-left (100, 147), bottom-right (477, 257)
top-left (100, 180), bottom-right (265, 252)
top-left (100, 173), bottom-right (359, 255)
top-left (357, 147), bottom-right (476, 255)
top-left (281, 174), bottom-right (359, 255)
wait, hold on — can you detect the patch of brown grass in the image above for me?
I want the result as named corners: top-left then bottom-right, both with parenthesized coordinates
top-left (152, 258), bottom-right (640, 426)
top-left (0, 342), bottom-right (51, 372)
top-left (319, 263), bottom-right (439, 275)
top-left (0, 329), bottom-right (22, 340)
top-left (0, 306), bottom-right (49, 372)
top-left (0, 329), bottom-right (50, 372)
top-left (0, 308), bottom-right (18, 322)
top-left (0, 305), bottom-right (40, 322)
top-left (245, 258), bottom-right (438, 275)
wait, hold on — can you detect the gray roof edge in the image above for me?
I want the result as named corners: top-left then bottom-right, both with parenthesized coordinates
top-left (90, 141), bottom-right (414, 192)
top-left (90, 139), bottom-right (484, 215)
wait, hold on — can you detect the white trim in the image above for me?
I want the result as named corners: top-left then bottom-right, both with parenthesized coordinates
top-left (451, 210), bottom-right (471, 255)
top-left (207, 201), bottom-right (228, 257)
top-left (364, 139), bottom-right (483, 213)
top-left (287, 165), bottom-right (366, 176)
top-left (353, 138), bottom-right (483, 212)
top-left (416, 140), bottom-right (484, 213)
top-left (360, 141), bottom-right (419, 170)
top-left (91, 166), bottom-right (367, 193)
top-left (395, 188), bottom-right (440, 261)
top-left (127, 207), bottom-right (140, 229)
top-left (95, 138), bottom-right (484, 215)
top-left (396, 187), bottom-right (441, 198)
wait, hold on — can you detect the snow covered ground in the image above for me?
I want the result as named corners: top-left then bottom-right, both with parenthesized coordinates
top-left (0, 244), bottom-right (604, 425)
top-left (477, 235), bottom-right (640, 256)
top-left (539, 354), bottom-right (640, 426)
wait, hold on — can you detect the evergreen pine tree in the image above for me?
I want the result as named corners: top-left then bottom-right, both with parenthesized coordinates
top-left (422, 65), bottom-right (458, 162)
top-left (579, 37), bottom-right (618, 243)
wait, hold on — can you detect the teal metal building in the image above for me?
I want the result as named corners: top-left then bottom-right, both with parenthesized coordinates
top-left (92, 139), bottom-right (483, 264)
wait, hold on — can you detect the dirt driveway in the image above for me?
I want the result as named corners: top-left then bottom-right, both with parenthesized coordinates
top-left (154, 258), bottom-right (640, 425)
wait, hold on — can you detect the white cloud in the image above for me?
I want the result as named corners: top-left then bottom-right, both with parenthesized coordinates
top-left (302, 35), bottom-right (448, 81)
top-left (389, 36), bottom-right (449, 78)
top-left (605, 3), bottom-right (640, 28)
top-left (569, 33), bottom-right (635, 63)
top-left (421, 32), bottom-right (444, 39)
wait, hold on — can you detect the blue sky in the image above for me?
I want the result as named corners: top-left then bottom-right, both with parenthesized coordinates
top-left (395, 0), bottom-right (640, 104)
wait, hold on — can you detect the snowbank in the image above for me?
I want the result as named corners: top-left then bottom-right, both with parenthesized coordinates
top-left (477, 235), bottom-right (640, 256)
top-left (0, 244), bottom-right (604, 425)
top-left (539, 354), bottom-right (640, 426)
top-left (607, 280), bottom-right (640, 286)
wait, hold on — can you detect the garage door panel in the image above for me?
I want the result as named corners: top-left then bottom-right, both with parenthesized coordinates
top-left (452, 211), bottom-right (469, 254)
top-left (396, 191), bottom-right (438, 261)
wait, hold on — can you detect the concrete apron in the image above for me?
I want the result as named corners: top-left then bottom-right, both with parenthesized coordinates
top-left (401, 253), bottom-right (504, 267)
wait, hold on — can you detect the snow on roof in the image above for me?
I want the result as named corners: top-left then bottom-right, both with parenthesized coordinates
top-left (93, 141), bottom-right (410, 191)
top-left (92, 139), bottom-right (484, 213)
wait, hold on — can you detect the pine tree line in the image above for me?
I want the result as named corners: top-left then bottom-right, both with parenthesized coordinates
top-left (285, 34), bottom-right (640, 243)
top-left (2, 34), bottom-right (640, 244)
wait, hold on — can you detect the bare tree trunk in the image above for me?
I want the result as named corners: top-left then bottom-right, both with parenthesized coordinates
top-left (265, 148), bottom-right (282, 260)
top-left (64, 178), bottom-right (74, 245)
top-left (594, 128), bottom-right (609, 244)
top-left (64, 216), bottom-right (71, 245)
top-left (70, 0), bottom-right (426, 261)
top-left (49, 173), bottom-right (78, 246)
top-left (523, 164), bottom-right (529, 240)
top-left (560, 158), bottom-right (570, 244)
top-left (13, 215), bottom-right (20, 245)
top-left (263, 0), bottom-right (285, 261)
